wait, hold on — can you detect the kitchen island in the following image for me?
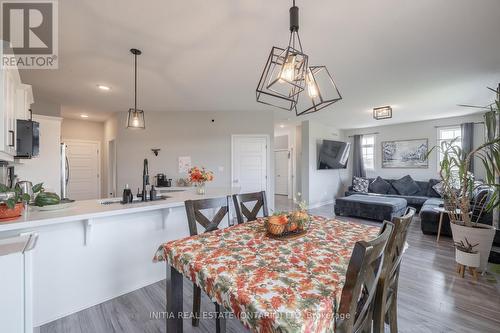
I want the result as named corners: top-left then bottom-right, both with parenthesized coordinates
top-left (0, 187), bottom-right (240, 330)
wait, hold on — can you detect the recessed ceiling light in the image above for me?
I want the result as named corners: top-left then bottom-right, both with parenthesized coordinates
top-left (97, 85), bottom-right (111, 91)
top-left (279, 124), bottom-right (285, 128)
top-left (80, 114), bottom-right (89, 118)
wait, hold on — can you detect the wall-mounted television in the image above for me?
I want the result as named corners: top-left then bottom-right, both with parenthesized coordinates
top-left (318, 140), bottom-right (350, 169)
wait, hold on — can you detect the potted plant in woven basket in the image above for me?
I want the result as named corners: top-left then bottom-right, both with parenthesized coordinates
top-left (428, 91), bottom-right (500, 272)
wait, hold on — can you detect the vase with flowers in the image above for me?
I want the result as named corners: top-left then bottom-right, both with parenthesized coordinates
top-left (188, 167), bottom-right (214, 195)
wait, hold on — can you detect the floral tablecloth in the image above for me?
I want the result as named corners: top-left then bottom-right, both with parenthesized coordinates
top-left (154, 216), bottom-right (379, 333)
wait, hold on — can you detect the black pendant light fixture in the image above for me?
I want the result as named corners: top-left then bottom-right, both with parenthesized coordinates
top-left (126, 48), bottom-right (145, 129)
top-left (256, 0), bottom-right (342, 116)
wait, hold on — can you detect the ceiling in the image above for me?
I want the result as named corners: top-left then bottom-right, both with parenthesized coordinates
top-left (19, 0), bottom-right (500, 128)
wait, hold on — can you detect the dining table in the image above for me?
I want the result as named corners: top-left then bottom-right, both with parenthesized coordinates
top-left (154, 215), bottom-right (379, 333)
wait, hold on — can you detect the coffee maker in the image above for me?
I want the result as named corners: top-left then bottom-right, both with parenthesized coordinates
top-left (156, 173), bottom-right (172, 187)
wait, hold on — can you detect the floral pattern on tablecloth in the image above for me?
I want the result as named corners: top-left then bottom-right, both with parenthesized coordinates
top-left (154, 216), bottom-right (379, 333)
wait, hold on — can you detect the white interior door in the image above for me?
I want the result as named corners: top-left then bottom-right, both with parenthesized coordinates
top-left (66, 140), bottom-right (100, 200)
top-left (275, 150), bottom-right (289, 195)
top-left (232, 135), bottom-right (268, 194)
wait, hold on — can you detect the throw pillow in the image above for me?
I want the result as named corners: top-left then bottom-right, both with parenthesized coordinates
top-left (352, 177), bottom-right (369, 193)
top-left (369, 176), bottom-right (392, 194)
top-left (392, 175), bottom-right (420, 196)
top-left (427, 179), bottom-right (441, 197)
top-left (432, 181), bottom-right (445, 198)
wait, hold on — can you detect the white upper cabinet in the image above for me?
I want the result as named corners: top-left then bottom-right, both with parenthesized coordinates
top-left (0, 41), bottom-right (34, 161)
top-left (16, 84), bottom-right (34, 121)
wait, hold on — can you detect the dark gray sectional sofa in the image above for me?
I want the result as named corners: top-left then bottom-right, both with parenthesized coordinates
top-left (343, 176), bottom-right (499, 246)
top-left (344, 177), bottom-right (440, 211)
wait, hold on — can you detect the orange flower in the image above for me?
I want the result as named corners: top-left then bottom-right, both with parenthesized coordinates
top-left (188, 166), bottom-right (215, 184)
top-left (270, 296), bottom-right (283, 309)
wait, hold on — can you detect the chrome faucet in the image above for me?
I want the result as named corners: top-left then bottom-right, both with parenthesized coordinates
top-left (142, 158), bottom-right (149, 201)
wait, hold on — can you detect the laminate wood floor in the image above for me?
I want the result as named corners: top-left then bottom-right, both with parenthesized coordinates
top-left (39, 198), bottom-right (500, 333)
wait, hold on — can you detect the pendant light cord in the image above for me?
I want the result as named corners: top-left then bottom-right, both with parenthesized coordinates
top-left (134, 52), bottom-right (137, 112)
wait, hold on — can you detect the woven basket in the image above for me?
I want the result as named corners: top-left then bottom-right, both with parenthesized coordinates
top-left (267, 221), bottom-right (286, 236)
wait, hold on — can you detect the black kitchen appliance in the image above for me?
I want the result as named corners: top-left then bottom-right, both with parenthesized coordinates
top-left (156, 173), bottom-right (172, 187)
top-left (16, 119), bottom-right (40, 158)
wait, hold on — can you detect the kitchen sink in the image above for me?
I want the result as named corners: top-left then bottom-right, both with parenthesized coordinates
top-left (159, 189), bottom-right (187, 193)
top-left (99, 196), bottom-right (169, 205)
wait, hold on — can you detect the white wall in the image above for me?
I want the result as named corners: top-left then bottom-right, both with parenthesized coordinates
top-left (115, 111), bottom-right (275, 205)
top-left (301, 120), bottom-right (349, 207)
top-left (343, 113), bottom-right (487, 181)
top-left (16, 115), bottom-right (62, 193)
top-left (61, 118), bottom-right (106, 197)
top-left (103, 115), bottom-right (118, 197)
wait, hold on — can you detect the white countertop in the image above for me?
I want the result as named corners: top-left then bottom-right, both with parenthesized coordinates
top-left (0, 186), bottom-right (240, 233)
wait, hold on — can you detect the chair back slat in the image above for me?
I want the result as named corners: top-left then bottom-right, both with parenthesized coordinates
top-left (385, 207), bottom-right (415, 280)
top-left (185, 197), bottom-right (230, 236)
top-left (336, 221), bottom-right (394, 333)
top-left (232, 191), bottom-right (269, 224)
top-left (372, 207), bottom-right (416, 333)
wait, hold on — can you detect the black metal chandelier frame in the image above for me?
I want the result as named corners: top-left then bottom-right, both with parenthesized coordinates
top-left (256, 0), bottom-right (342, 116)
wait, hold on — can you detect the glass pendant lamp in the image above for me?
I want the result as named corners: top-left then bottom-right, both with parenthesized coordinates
top-left (126, 48), bottom-right (146, 129)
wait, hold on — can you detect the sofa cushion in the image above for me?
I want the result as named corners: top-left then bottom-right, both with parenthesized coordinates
top-left (427, 179), bottom-right (442, 197)
top-left (431, 181), bottom-right (445, 197)
top-left (392, 175), bottom-right (420, 196)
top-left (415, 181), bottom-right (429, 196)
top-left (386, 180), bottom-right (399, 195)
top-left (352, 177), bottom-right (369, 193)
top-left (369, 176), bottom-right (392, 194)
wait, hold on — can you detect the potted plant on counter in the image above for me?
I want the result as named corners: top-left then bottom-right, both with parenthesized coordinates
top-left (188, 167), bottom-right (214, 195)
top-left (428, 94), bottom-right (499, 272)
top-left (0, 182), bottom-right (43, 220)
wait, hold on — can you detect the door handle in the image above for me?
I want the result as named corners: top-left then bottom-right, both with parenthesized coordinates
top-left (65, 156), bottom-right (70, 185)
top-left (8, 130), bottom-right (15, 147)
top-left (233, 179), bottom-right (239, 183)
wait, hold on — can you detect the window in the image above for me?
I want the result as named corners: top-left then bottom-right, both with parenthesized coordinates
top-left (437, 126), bottom-right (461, 169)
top-left (362, 135), bottom-right (375, 170)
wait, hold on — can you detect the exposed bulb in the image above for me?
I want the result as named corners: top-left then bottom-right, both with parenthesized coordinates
top-left (132, 113), bottom-right (140, 127)
top-left (306, 70), bottom-right (319, 98)
top-left (280, 54), bottom-right (296, 82)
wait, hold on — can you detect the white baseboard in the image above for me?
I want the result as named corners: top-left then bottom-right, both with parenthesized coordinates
top-left (308, 199), bottom-right (334, 209)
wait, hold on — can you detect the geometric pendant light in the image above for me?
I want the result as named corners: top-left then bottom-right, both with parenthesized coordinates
top-left (127, 48), bottom-right (146, 129)
top-left (296, 66), bottom-right (342, 116)
top-left (256, 0), bottom-right (342, 116)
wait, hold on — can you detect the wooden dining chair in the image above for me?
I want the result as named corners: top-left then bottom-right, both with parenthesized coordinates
top-left (336, 221), bottom-right (394, 333)
top-left (185, 197), bottom-right (230, 332)
top-left (372, 207), bottom-right (416, 333)
top-left (232, 191), bottom-right (269, 224)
